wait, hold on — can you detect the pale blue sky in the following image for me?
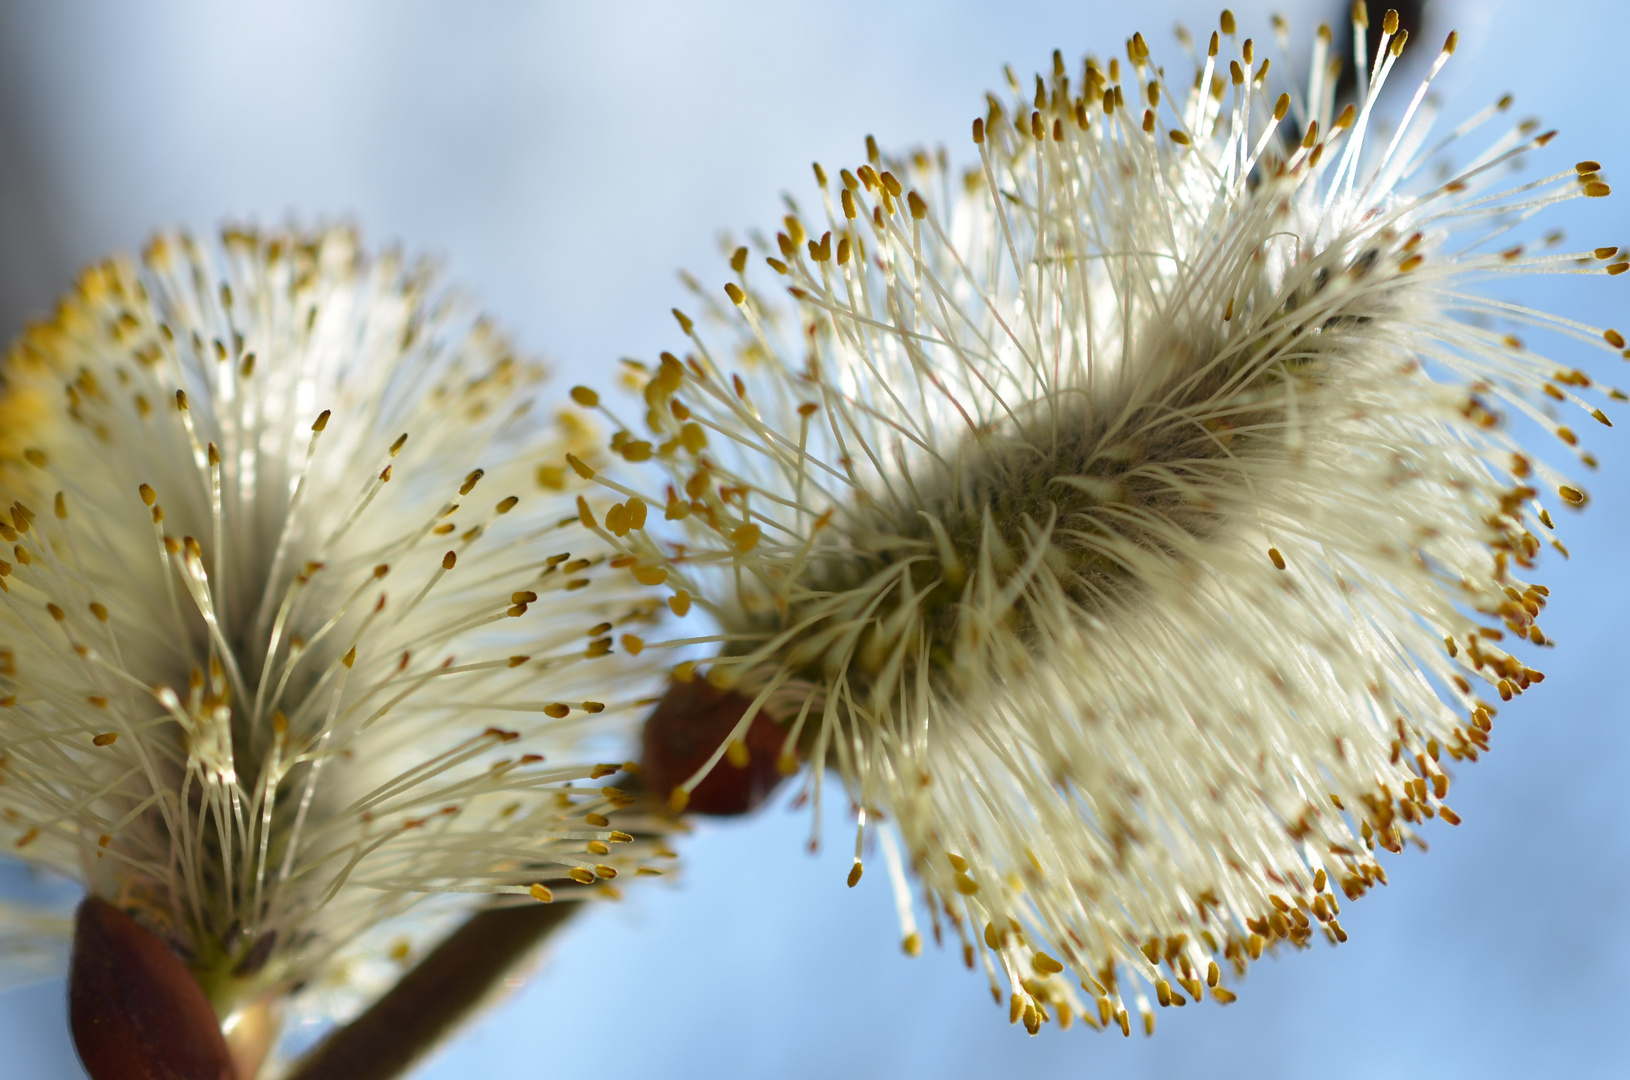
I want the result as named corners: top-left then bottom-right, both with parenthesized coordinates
top-left (1, 1), bottom-right (1626, 1077)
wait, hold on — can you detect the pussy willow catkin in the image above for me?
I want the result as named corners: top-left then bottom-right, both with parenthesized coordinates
top-left (0, 227), bottom-right (673, 1057)
top-left (574, 9), bottom-right (1620, 1036)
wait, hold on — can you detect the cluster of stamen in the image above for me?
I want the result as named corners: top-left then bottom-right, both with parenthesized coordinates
top-left (556, 4), bottom-right (1624, 1035)
top-left (0, 228), bottom-right (675, 1019)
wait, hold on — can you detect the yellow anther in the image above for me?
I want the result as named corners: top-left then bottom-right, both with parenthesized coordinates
top-left (731, 523), bottom-right (762, 553)
top-left (632, 565), bottom-right (668, 586)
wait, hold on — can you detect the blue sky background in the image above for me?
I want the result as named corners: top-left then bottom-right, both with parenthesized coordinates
top-left (0, 1), bottom-right (1626, 1077)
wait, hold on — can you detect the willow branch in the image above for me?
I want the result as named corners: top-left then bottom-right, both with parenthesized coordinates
top-left (283, 901), bottom-right (581, 1080)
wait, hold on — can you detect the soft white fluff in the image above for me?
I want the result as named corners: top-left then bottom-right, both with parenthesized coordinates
top-left (582, 10), bottom-right (1623, 1035)
top-left (0, 228), bottom-right (667, 1024)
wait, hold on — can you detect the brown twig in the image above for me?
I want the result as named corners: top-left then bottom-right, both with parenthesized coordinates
top-left (283, 902), bottom-right (580, 1080)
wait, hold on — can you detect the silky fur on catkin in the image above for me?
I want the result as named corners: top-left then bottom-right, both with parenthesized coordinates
top-left (0, 227), bottom-right (673, 1048)
top-left (572, 10), bottom-right (1622, 1035)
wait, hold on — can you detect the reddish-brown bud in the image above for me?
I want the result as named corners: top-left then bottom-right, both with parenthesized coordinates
top-left (640, 679), bottom-right (790, 816)
top-left (70, 897), bottom-right (235, 1080)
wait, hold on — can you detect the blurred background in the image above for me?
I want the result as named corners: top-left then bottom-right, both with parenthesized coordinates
top-left (1, 0), bottom-right (1626, 1077)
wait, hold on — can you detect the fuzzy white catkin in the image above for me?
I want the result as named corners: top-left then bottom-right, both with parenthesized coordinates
top-left (0, 227), bottom-right (673, 1040)
top-left (574, 12), bottom-right (1624, 1034)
